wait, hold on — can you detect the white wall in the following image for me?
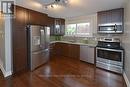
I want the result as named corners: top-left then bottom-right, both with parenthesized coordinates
top-left (0, 12), bottom-right (6, 71)
top-left (122, 0), bottom-right (130, 86)
top-left (0, 13), bottom-right (12, 77)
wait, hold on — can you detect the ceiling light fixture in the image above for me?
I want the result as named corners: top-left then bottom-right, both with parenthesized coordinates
top-left (44, 0), bottom-right (68, 9)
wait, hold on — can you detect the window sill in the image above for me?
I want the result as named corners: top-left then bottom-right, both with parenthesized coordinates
top-left (64, 35), bottom-right (93, 37)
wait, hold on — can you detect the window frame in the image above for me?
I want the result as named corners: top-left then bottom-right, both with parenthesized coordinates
top-left (65, 22), bottom-right (93, 37)
top-left (65, 24), bottom-right (77, 36)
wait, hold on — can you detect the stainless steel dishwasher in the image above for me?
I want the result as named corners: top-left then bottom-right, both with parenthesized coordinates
top-left (80, 45), bottom-right (95, 64)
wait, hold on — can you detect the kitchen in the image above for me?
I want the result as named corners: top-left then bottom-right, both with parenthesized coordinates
top-left (0, 0), bottom-right (130, 87)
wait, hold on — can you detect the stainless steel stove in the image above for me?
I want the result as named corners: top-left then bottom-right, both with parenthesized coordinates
top-left (96, 38), bottom-right (124, 74)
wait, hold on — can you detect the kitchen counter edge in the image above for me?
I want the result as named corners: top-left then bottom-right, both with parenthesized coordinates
top-left (50, 41), bottom-right (97, 47)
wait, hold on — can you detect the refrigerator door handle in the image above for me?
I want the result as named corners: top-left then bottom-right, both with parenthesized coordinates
top-left (40, 29), bottom-right (46, 49)
top-left (32, 51), bottom-right (43, 55)
top-left (44, 49), bottom-right (49, 52)
top-left (32, 49), bottom-right (49, 55)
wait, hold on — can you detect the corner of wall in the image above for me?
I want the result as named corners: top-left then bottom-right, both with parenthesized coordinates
top-left (0, 13), bottom-right (12, 77)
top-left (4, 16), bottom-right (12, 77)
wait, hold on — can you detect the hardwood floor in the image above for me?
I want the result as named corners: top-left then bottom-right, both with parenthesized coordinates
top-left (0, 56), bottom-right (127, 87)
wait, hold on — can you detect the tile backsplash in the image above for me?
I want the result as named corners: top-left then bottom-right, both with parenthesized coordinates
top-left (50, 33), bottom-right (123, 44)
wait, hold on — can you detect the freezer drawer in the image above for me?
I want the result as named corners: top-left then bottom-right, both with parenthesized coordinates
top-left (31, 49), bottom-right (49, 71)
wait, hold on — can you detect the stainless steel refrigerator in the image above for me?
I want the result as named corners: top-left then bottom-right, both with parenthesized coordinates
top-left (27, 25), bottom-right (50, 71)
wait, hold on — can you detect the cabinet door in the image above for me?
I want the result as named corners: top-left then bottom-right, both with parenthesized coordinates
top-left (12, 26), bottom-right (28, 73)
top-left (52, 43), bottom-right (58, 56)
top-left (52, 43), bottom-right (62, 56)
top-left (13, 6), bottom-right (28, 26)
top-left (29, 10), bottom-right (48, 25)
top-left (97, 8), bottom-right (124, 25)
top-left (60, 25), bottom-right (65, 35)
top-left (47, 17), bottom-right (55, 35)
top-left (111, 8), bottom-right (123, 23)
top-left (60, 43), bottom-right (69, 57)
top-left (12, 6), bottom-right (28, 73)
top-left (42, 14), bottom-right (48, 25)
top-left (60, 19), bottom-right (65, 35)
top-left (53, 18), bottom-right (65, 35)
top-left (28, 10), bottom-right (40, 25)
top-left (106, 11), bottom-right (112, 24)
top-left (49, 43), bottom-right (55, 57)
top-left (47, 17), bottom-right (55, 25)
top-left (56, 43), bottom-right (63, 56)
top-left (54, 19), bottom-right (61, 35)
top-left (98, 11), bottom-right (107, 24)
top-left (69, 44), bottom-right (80, 59)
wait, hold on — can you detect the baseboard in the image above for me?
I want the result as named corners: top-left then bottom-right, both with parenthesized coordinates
top-left (123, 72), bottom-right (130, 87)
top-left (0, 60), bottom-right (12, 77)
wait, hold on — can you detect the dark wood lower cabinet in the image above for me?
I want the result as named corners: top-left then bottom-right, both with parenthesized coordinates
top-left (50, 43), bottom-right (63, 57)
top-left (68, 44), bottom-right (80, 59)
top-left (50, 42), bottom-right (80, 59)
top-left (60, 43), bottom-right (69, 57)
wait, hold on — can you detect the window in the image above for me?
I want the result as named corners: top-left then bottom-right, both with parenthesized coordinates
top-left (65, 24), bottom-right (76, 35)
top-left (65, 22), bottom-right (92, 37)
top-left (77, 23), bottom-right (90, 36)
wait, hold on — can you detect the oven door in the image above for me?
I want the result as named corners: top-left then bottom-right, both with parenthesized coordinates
top-left (96, 47), bottom-right (123, 66)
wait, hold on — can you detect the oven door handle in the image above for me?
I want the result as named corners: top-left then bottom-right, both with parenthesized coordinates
top-left (96, 47), bottom-right (123, 52)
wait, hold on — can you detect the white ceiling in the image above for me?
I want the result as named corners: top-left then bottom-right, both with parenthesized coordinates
top-left (15, 0), bottom-right (126, 18)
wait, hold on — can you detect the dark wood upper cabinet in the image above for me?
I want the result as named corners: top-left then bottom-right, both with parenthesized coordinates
top-left (60, 19), bottom-right (65, 25)
top-left (28, 10), bottom-right (48, 25)
top-left (47, 18), bottom-right (65, 36)
top-left (47, 17), bottom-right (55, 25)
top-left (13, 6), bottom-right (28, 26)
top-left (97, 8), bottom-right (124, 25)
top-left (47, 17), bottom-right (55, 35)
top-left (53, 18), bottom-right (65, 36)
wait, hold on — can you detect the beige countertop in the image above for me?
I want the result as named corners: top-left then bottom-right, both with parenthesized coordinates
top-left (50, 41), bottom-right (97, 47)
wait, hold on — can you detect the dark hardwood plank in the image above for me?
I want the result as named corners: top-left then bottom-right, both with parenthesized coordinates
top-left (0, 56), bottom-right (126, 87)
